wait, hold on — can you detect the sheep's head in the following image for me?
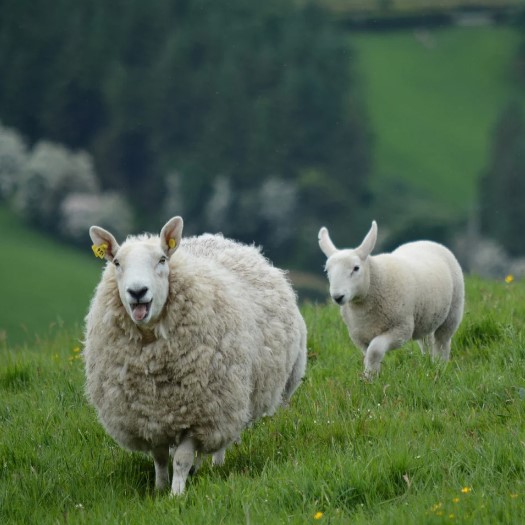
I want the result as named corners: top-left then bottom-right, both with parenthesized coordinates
top-left (318, 221), bottom-right (377, 306)
top-left (89, 217), bottom-right (183, 326)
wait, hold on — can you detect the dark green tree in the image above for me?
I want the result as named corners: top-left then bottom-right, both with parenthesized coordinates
top-left (0, 0), bottom-right (372, 267)
top-left (479, 101), bottom-right (525, 256)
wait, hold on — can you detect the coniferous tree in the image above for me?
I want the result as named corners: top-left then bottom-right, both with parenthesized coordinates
top-left (479, 101), bottom-right (525, 256)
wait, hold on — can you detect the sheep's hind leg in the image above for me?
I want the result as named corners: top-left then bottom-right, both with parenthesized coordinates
top-left (171, 436), bottom-right (196, 496)
top-left (282, 346), bottom-right (307, 407)
top-left (152, 445), bottom-right (170, 491)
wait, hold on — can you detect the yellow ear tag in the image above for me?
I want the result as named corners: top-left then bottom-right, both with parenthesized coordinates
top-left (168, 238), bottom-right (176, 249)
top-left (92, 243), bottom-right (108, 259)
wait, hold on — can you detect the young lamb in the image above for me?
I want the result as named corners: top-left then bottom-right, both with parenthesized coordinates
top-left (84, 216), bottom-right (307, 495)
top-left (318, 221), bottom-right (464, 377)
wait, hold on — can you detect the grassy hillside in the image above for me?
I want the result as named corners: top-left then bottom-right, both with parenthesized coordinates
top-left (1, 278), bottom-right (524, 523)
top-left (0, 207), bottom-right (101, 346)
top-left (353, 25), bottom-right (522, 218)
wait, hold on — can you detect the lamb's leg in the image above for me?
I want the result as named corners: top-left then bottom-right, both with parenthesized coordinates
top-left (433, 306), bottom-right (462, 362)
top-left (151, 445), bottom-right (170, 491)
top-left (432, 327), bottom-right (452, 362)
top-left (417, 334), bottom-right (435, 355)
top-left (364, 330), bottom-right (409, 378)
top-left (171, 436), bottom-right (196, 496)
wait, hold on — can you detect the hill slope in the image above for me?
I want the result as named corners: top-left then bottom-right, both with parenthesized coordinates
top-left (353, 25), bottom-right (521, 217)
top-left (0, 207), bottom-right (101, 346)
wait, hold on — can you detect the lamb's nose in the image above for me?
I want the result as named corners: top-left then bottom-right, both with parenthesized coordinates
top-left (333, 294), bottom-right (345, 305)
top-left (128, 287), bottom-right (148, 301)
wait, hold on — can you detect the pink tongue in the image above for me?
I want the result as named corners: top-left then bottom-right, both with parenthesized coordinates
top-left (133, 304), bottom-right (148, 321)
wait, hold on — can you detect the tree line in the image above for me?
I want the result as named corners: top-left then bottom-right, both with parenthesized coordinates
top-left (1, 0), bottom-right (525, 271)
top-left (0, 0), bottom-right (372, 269)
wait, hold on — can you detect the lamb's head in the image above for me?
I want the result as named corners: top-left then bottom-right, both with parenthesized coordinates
top-left (318, 221), bottom-right (377, 305)
top-left (89, 217), bottom-right (183, 326)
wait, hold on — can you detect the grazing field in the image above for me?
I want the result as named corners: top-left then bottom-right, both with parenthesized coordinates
top-left (352, 26), bottom-right (522, 217)
top-left (1, 277), bottom-right (524, 524)
top-left (0, 207), bottom-right (100, 346)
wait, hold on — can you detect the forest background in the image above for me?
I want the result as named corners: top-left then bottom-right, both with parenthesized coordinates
top-left (1, 0), bottom-right (525, 342)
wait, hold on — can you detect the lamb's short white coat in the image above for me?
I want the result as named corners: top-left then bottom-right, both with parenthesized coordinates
top-left (84, 217), bottom-right (307, 495)
top-left (318, 221), bottom-right (464, 377)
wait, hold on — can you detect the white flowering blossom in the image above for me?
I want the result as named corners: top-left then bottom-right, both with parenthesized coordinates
top-left (60, 191), bottom-right (133, 243)
top-left (0, 122), bottom-right (28, 199)
top-left (14, 141), bottom-right (99, 227)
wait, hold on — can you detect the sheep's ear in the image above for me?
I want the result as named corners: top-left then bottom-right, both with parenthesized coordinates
top-left (318, 227), bottom-right (338, 258)
top-left (356, 220), bottom-right (377, 260)
top-left (160, 216), bottom-right (183, 257)
top-left (89, 226), bottom-right (120, 262)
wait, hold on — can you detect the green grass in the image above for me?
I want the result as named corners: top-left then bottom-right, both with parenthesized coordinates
top-left (0, 206), bottom-right (101, 346)
top-left (353, 26), bottom-right (523, 216)
top-left (1, 277), bottom-right (524, 524)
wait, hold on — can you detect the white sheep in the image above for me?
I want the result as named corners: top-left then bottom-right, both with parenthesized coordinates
top-left (84, 216), bottom-right (307, 495)
top-left (318, 221), bottom-right (464, 377)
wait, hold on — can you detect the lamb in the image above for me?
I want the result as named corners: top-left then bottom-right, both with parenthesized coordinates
top-left (318, 220), bottom-right (464, 377)
top-left (84, 216), bottom-right (307, 495)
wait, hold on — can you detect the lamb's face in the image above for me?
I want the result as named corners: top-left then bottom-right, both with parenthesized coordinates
top-left (113, 241), bottom-right (171, 326)
top-left (325, 250), bottom-right (370, 305)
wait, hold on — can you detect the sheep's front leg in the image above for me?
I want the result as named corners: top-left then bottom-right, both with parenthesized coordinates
top-left (211, 446), bottom-right (227, 466)
top-left (171, 436), bottom-right (196, 496)
top-left (151, 445), bottom-right (170, 491)
top-left (364, 330), bottom-right (409, 378)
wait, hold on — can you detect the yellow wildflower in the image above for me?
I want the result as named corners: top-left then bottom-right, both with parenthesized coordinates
top-left (431, 503), bottom-right (443, 512)
top-left (505, 274), bottom-right (514, 284)
top-left (313, 512), bottom-right (323, 520)
top-left (73, 347), bottom-right (81, 353)
top-left (452, 497), bottom-right (460, 503)
top-left (461, 487), bottom-right (472, 494)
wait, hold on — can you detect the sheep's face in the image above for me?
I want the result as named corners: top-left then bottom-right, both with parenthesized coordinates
top-left (90, 216), bottom-right (184, 328)
top-left (324, 250), bottom-right (371, 305)
top-left (318, 221), bottom-right (378, 306)
top-left (113, 241), bottom-right (170, 325)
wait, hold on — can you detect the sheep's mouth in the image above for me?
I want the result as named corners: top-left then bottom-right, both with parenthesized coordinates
top-left (130, 301), bottom-right (152, 322)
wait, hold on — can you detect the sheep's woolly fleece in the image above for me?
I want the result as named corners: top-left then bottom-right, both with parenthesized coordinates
top-left (319, 220), bottom-right (464, 376)
top-left (84, 223), bottom-right (307, 482)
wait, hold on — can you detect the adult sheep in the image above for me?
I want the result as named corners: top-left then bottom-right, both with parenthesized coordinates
top-left (318, 221), bottom-right (464, 378)
top-left (84, 216), bottom-right (307, 495)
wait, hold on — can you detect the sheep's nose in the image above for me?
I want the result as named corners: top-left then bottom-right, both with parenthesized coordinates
top-left (128, 286), bottom-right (148, 301)
top-left (333, 294), bottom-right (345, 305)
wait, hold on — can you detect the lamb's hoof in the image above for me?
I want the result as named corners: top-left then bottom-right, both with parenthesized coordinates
top-left (361, 370), bottom-right (377, 382)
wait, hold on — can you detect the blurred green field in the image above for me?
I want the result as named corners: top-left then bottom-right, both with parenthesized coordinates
top-left (353, 25), bottom-right (521, 216)
top-left (0, 207), bottom-right (100, 346)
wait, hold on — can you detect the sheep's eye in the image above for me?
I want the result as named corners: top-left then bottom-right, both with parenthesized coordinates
top-left (353, 265), bottom-right (360, 272)
top-left (113, 259), bottom-right (120, 268)
top-left (159, 256), bottom-right (167, 265)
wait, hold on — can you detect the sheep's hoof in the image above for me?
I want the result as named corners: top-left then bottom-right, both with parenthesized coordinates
top-left (170, 478), bottom-right (186, 496)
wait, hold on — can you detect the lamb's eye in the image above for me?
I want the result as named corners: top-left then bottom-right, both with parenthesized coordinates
top-left (353, 265), bottom-right (360, 272)
top-left (159, 256), bottom-right (167, 265)
top-left (113, 259), bottom-right (120, 268)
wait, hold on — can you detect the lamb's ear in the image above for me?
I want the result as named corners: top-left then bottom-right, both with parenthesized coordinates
top-left (318, 227), bottom-right (338, 258)
top-left (160, 216), bottom-right (183, 257)
top-left (89, 226), bottom-right (120, 262)
top-left (356, 221), bottom-right (377, 260)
